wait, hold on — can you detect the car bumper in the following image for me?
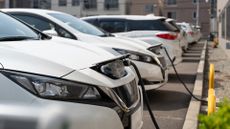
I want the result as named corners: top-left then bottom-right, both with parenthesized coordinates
top-left (143, 68), bottom-right (168, 90)
top-left (131, 60), bottom-right (168, 90)
top-left (180, 38), bottom-right (188, 50)
top-left (161, 44), bottom-right (183, 67)
top-left (187, 35), bottom-right (195, 44)
top-left (33, 96), bottom-right (144, 129)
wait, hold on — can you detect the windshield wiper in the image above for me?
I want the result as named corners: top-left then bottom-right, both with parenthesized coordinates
top-left (0, 36), bottom-right (39, 41)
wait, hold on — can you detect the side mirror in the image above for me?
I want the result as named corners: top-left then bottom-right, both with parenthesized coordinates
top-left (42, 29), bottom-right (58, 36)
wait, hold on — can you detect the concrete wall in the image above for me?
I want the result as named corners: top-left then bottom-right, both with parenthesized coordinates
top-left (217, 0), bottom-right (230, 56)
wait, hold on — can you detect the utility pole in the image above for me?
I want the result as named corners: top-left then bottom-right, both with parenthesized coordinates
top-left (157, 0), bottom-right (163, 16)
top-left (196, 0), bottom-right (200, 26)
top-left (79, 0), bottom-right (83, 17)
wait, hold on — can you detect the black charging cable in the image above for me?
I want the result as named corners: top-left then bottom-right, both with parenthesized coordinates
top-left (162, 47), bottom-right (207, 103)
top-left (127, 61), bottom-right (160, 129)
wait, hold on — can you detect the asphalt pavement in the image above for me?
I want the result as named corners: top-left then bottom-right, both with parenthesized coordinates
top-left (142, 42), bottom-right (205, 129)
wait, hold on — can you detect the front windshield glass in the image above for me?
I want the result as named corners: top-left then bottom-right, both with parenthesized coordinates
top-left (48, 13), bottom-right (105, 36)
top-left (0, 12), bottom-right (38, 39)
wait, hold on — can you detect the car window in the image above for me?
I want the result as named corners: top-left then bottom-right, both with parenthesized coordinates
top-left (0, 12), bottom-right (38, 39)
top-left (99, 21), bottom-right (126, 33)
top-left (48, 13), bottom-right (105, 36)
top-left (127, 19), bottom-right (175, 31)
top-left (12, 14), bottom-right (75, 39)
top-left (84, 18), bottom-right (97, 25)
top-left (168, 21), bottom-right (180, 32)
top-left (13, 15), bottom-right (54, 31)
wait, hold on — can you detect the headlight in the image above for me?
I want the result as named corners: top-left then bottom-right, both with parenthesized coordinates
top-left (92, 59), bottom-right (127, 79)
top-left (100, 60), bottom-right (127, 79)
top-left (1, 70), bottom-right (140, 113)
top-left (113, 48), bottom-right (155, 64)
top-left (2, 71), bottom-right (101, 100)
top-left (148, 45), bottom-right (162, 55)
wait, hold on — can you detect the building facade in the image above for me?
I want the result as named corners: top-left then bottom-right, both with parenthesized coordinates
top-left (162, 0), bottom-right (210, 38)
top-left (1, 0), bottom-right (211, 38)
top-left (51, 0), bottom-right (129, 17)
top-left (3, 0), bottom-right (51, 8)
top-left (0, 0), bottom-right (4, 8)
top-left (217, 0), bottom-right (230, 56)
top-left (129, 0), bottom-right (164, 16)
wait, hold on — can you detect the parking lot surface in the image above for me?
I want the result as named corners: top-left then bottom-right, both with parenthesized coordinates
top-left (143, 42), bottom-right (205, 129)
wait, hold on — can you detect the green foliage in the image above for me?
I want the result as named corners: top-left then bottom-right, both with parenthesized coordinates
top-left (199, 99), bottom-right (230, 129)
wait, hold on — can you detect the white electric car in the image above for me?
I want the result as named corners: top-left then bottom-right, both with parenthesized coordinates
top-left (177, 22), bottom-right (198, 44)
top-left (0, 11), bottom-right (143, 129)
top-left (82, 15), bottom-right (183, 65)
top-left (3, 9), bottom-right (168, 90)
top-left (166, 18), bottom-right (188, 51)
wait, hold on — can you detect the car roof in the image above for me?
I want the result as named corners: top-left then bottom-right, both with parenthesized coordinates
top-left (3, 9), bottom-right (166, 21)
top-left (1, 8), bottom-right (64, 15)
top-left (82, 15), bottom-right (165, 21)
top-left (166, 18), bottom-right (176, 22)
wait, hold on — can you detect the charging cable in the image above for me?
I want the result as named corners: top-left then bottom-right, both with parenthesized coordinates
top-left (128, 61), bottom-right (160, 129)
top-left (124, 44), bottom-right (207, 129)
top-left (163, 47), bottom-right (207, 103)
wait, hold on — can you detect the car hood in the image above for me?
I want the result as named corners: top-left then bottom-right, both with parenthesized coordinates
top-left (0, 38), bottom-right (119, 77)
top-left (76, 33), bottom-right (156, 56)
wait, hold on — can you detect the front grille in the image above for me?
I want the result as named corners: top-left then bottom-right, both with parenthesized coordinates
top-left (113, 80), bottom-right (139, 108)
top-left (111, 80), bottom-right (140, 129)
top-left (113, 101), bottom-right (141, 129)
top-left (158, 56), bottom-right (167, 69)
top-left (114, 106), bottom-right (131, 129)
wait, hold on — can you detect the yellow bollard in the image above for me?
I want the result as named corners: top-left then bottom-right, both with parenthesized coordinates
top-left (208, 88), bottom-right (215, 96)
top-left (208, 94), bottom-right (216, 115)
top-left (209, 64), bottom-right (215, 89)
top-left (208, 64), bottom-right (216, 115)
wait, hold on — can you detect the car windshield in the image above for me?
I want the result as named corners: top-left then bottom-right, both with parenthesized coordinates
top-left (0, 12), bottom-right (38, 41)
top-left (48, 13), bottom-right (106, 36)
top-left (127, 19), bottom-right (176, 31)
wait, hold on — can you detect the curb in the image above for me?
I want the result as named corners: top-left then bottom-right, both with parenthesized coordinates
top-left (182, 41), bottom-right (207, 129)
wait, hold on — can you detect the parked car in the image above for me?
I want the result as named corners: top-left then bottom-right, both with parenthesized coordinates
top-left (82, 15), bottom-right (183, 65)
top-left (191, 25), bottom-right (202, 42)
top-left (166, 18), bottom-right (188, 51)
top-left (0, 11), bottom-right (143, 129)
top-left (176, 22), bottom-right (199, 44)
top-left (3, 9), bottom-right (169, 90)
